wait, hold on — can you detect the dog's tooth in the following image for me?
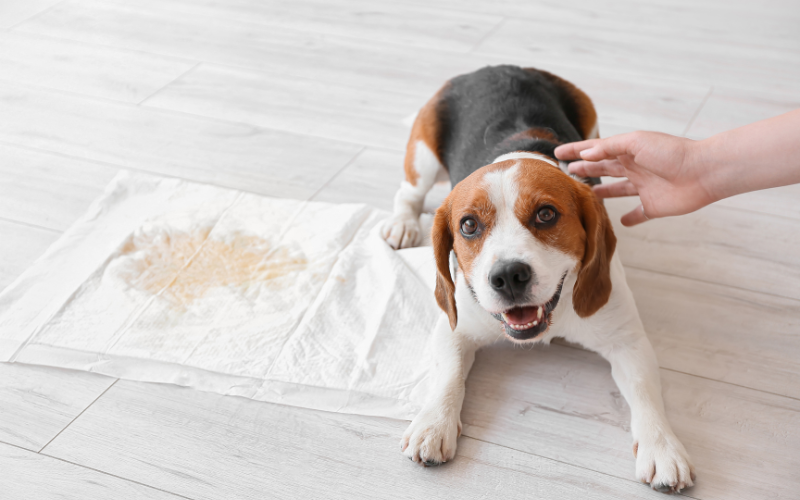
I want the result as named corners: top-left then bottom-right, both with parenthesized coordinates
top-left (537, 307), bottom-right (542, 320)
top-left (533, 320), bottom-right (538, 326)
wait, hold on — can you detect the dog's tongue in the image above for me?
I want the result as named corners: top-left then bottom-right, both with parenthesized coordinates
top-left (504, 306), bottom-right (539, 324)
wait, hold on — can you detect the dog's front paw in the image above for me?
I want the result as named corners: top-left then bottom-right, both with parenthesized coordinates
top-left (400, 407), bottom-right (461, 466)
top-left (381, 215), bottom-right (421, 249)
top-left (634, 432), bottom-right (695, 493)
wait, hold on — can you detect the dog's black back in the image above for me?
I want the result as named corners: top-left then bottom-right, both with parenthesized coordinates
top-left (437, 65), bottom-right (591, 186)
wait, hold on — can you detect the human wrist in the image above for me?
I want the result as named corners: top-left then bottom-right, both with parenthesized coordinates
top-left (686, 135), bottom-right (737, 204)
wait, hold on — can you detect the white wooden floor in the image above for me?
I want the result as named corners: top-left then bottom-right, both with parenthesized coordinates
top-left (1, 0), bottom-right (799, 498)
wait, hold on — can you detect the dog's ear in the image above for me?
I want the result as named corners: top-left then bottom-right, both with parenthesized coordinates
top-left (572, 185), bottom-right (616, 317)
top-left (432, 201), bottom-right (457, 330)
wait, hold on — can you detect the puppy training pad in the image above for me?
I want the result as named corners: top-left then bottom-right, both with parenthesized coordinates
top-left (0, 172), bottom-right (441, 419)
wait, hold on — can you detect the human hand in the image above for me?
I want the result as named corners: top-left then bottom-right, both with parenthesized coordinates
top-left (555, 132), bottom-right (716, 226)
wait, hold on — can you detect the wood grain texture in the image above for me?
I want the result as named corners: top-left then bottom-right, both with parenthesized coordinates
top-left (607, 197), bottom-right (800, 301)
top-left (0, 82), bottom-right (362, 199)
top-left (627, 267), bottom-right (800, 399)
top-left (0, 0), bottom-right (61, 29)
top-left (713, 184), bottom-right (800, 222)
top-left (0, 220), bottom-right (59, 291)
top-left (0, 31), bottom-right (196, 103)
top-left (14, 0), bottom-right (476, 99)
top-left (99, 0), bottom-right (503, 52)
top-left (416, 0), bottom-right (800, 52)
top-left (686, 86), bottom-right (800, 140)
top-left (475, 18), bottom-right (800, 96)
top-left (12, 0), bottom-right (712, 136)
top-left (460, 343), bottom-right (800, 500)
top-left (2, 0), bottom-right (799, 498)
top-left (143, 64), bottom-right (424, 150)
top-left (311, 148), bottom-right (405, 211)
top-left (0, 364), bottom-right (114, 451)
top-left (1, 442), bottom-right (185, 499)
top-left (42, 380), bottom-right (672, 500)
top-left (0, 144), bottom-right (119, 231)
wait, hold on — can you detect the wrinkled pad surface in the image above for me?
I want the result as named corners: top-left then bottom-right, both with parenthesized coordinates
top-left (0, 172), bottom-right (440, 419)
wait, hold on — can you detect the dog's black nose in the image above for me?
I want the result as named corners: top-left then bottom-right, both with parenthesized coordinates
top-left (489, 261), bottom-right (532, 300)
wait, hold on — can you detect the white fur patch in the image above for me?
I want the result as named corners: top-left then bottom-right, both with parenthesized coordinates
top-left (469, 164), bottom-right (578, 314)
top-left (382, 140), bottom-right (444, 249)
top-left (491, 151), bottom-right (557, 167)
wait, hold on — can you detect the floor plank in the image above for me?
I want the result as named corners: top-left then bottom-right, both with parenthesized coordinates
top-left (713, 184), bottom-right (800, 222)
top-left (1, 442), bottom-right (186, 499)
top-left (686, 86), bottom-right (800, 140)
top-left (0, 364), bottom-right (114, 451)
top-left (421, 0), bottom-right (800, 52)
top-left (42, 379), bottom-right (671, 500)
top-left (9, 0), bottom-right (712, 138)
top-left (311, 147), bottom-right (464, 215)
top-left (606, 197), bottom-right (800, 301)
top-left (0, 31), bottom-right (196, 103)
top-left (0, 0), bottom-right (60, 29)
top-left (0, 82), bottom-right (362, 199)
top-left (311, 148), bottom-right (405, 211)
top-left (534, 67), bottom-right (710, 136)
top-left (460, 343), bottom-right (800, 500)
top-left (143, 63), bottom-right (424, 150)
top-left (0, 220), bottom-right (59, 291)
top-left (627, 267), bottom-right (800, 399)
top-left (475, 18), bottom-right (800, 96)
top-left (14, 0), bottom-right (474, 99)
top-left (2, 0), bottom-right (799, 498)
top-left (101, 0), bottom-right (503, 53)
top-left (0, 144), bottom-right (119, 231)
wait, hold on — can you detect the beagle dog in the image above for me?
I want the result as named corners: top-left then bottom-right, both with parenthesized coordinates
top-left (382, 65), bottom-right (695, 493)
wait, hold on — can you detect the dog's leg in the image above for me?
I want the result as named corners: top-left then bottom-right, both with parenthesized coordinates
top-left (382, 139), bottom-right (443, 249)
top-left (383, 86), bottom-right (448, 250)
top-left (601, 333), bottom-right (695, 492)
top-left (401, 314), bottom-right (480, 465)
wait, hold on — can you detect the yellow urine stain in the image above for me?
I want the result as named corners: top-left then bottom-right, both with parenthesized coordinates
top-left (116, 228), bottom-right (308, 306)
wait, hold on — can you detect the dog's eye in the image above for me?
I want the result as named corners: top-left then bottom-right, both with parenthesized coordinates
top-left (536, 206), bottom-right (557, 224)
top-left (461, 217), bottom-right (478, 236)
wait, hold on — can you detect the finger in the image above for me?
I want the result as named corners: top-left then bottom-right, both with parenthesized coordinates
top-left (593, 180), bottom-right (639, 199)
top-left (554, 139), bottom-right (603, 161)
top-left (578, 132), bottom-right (642, 162)
top-left (566, 160), bottom-right (591, 177)
top-left (620, 204), bottom-right (650, 226)
top-left (568, 159), bottom-right (626, 178)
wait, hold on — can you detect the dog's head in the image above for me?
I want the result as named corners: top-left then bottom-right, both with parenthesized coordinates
top-left (432, 157), bottom-right (616, 341)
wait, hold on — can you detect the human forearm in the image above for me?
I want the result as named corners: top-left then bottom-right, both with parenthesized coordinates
top-left (692, 109), bottom-right (800, 202)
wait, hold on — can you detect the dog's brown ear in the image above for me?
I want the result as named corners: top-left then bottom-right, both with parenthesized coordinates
top-left (432, 201), bottom-right (457, 330)
top-left (573, 186), bottom-right (616, 317)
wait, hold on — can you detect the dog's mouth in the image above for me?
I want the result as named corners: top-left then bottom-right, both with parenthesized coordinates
top-left (492, 273), bottom-right (566, 342)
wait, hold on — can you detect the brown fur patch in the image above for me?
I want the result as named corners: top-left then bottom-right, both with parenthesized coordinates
top-left (572, 183), bottom-right (616, 317)
top-left (529, 68), bottom-right (598, 140)
top-left (404, 84), bottom-right (449, 186)
top-left (431, 165), bottom-right (500, 329)
top-left (432, 202), bottom-right (457, 329)
top-left (446, 168), bottom-right (498, 281)
top-left (501, 126), bottom-right (562, 146)
top-left (512, 160), bottom-right (586, 264)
